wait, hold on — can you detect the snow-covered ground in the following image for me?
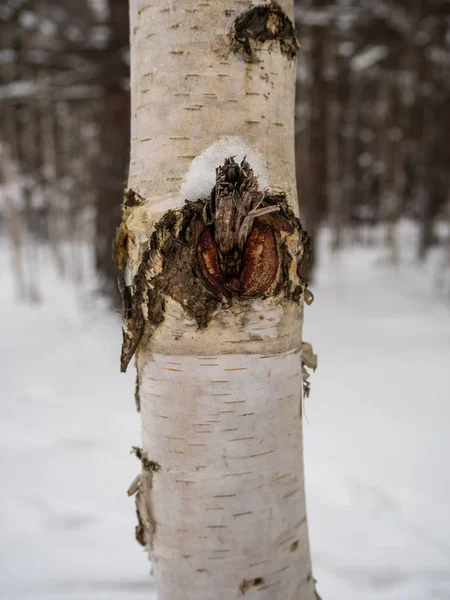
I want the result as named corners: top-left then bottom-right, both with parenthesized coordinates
top-left (1, 223), bottom-right (449, 600)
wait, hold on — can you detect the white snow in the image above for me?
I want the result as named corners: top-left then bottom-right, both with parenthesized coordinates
top-left (179, 136), bottom-right (269, 202)
top-left (351, 46), bottom-right (389, 72)
top-left (1, 221), bottom-right (450, 599)
top-left (0, 245), bottom-right (155, 600)
top-left (304, 223), bottom-right (450, 600)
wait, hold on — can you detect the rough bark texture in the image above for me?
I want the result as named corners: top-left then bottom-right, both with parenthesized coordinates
top-left (305, 3), bottom-right (328, 268)
top-left (123, 1), bottom-right (317, 599)
top-left (118, 158), bottom-right (311, 372)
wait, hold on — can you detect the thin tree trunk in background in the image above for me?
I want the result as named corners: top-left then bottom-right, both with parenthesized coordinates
top-left (383, 83), bottom-right (399, 264)
top-left (341, 73), bottom-right (358, 242)
top-left (0, 107), bottom-right (26, 299)
top-left (306, 2), bottom-right (327, 265)
top-left (295, 15), bottom-right (313, 271)
top-left (39, 90), bottom-right (65, 275)
top-left (16, 99), bottom-right (41, 302)
top-left (121, 1), bottom-right (317, 598)
top-left (377, 79), bottom-right (390, 238)
top-left (95, 0), bottom-right (130, 300)
top-left (95, 85), bottom-right (130, 296)
top-left (388, 83), bottom-right (409, 265)
top-left (419, 101), bottom-right (442, 260)
top-left (326, 33), bottom-right (342, 253)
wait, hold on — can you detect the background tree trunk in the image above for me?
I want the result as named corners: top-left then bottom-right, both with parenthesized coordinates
top-left (305, 0), bottom-right (328, 267)
top-left (95, 0), bottom-right (131, 300)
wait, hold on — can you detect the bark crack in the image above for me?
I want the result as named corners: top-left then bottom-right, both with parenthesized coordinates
top-left (240, 576), bottom-right (266, 594)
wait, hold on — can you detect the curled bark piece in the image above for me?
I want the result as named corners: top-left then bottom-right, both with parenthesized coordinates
top-left (302, 341), bottom-right (318, 399)
top-left (127, 474), bottom-right (141, 497)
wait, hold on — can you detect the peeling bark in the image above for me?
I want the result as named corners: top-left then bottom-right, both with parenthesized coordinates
top-left (119, 157), bottom-right (311, 372)
top-left (130, 446), bottom-right (161, 551)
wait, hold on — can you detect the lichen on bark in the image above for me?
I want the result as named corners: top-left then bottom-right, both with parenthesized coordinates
top-left (118, 157), bottom-right (311, 372)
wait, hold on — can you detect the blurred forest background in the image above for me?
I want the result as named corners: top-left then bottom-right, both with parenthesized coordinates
top-left (1, 0), bottom-right (449, 302)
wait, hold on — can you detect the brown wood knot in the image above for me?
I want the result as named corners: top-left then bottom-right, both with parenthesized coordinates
top-left (198, 221), bottom-right (278, 298)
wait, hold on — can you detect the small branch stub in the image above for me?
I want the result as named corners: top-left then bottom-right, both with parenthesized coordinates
top-left (118, 157), bottom-right (311, 372)
top-left (197, 158), bottom-right (282, 298)
top-left (232, 2), bottom-right (299, 61)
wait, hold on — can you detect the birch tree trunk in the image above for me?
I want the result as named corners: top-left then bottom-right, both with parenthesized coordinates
top-left (119, 2), bottom-right (317, 598)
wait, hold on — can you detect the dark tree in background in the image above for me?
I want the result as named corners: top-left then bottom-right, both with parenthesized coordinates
top-left (0, 0), bottom-right (130, 301)
top-left (94, 0), bottom-right (129, 298)
top-left (295, 0), bottom-right (450, 272)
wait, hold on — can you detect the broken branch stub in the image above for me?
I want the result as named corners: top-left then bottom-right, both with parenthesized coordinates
top-left (232, 2), bottom-right (299, 61)
top-left (118, 157), bottom-right (311, 372)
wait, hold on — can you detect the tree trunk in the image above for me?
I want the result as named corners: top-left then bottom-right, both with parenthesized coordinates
top-left (95, 0), bottom-right (131, 300)
top-left (39, 92), bottom-right (66, 275)
top-left (305, 3), bottom-right (328, 265)
top-left (122, 2), bottom-right (316, 598)
top-left (326, 32), bottom-right (342, 253)
top-left (95, 85), bottom-right (130, 298)
top-left (0, 114), bottom-right (26, 300)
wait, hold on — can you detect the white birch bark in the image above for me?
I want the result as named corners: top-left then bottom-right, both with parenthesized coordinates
top-left (123, 1), bottom-right (317, 598)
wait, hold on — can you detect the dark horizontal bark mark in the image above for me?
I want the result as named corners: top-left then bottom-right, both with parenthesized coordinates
top-left (240, 576), bottom-right (266, 594)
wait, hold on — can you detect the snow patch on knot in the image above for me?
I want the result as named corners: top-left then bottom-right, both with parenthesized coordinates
top-left (180, 136), bottom-right (269, 202)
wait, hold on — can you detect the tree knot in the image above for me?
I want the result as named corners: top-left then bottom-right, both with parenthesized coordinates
top-left (233, 2), bottom-right (299, 61)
